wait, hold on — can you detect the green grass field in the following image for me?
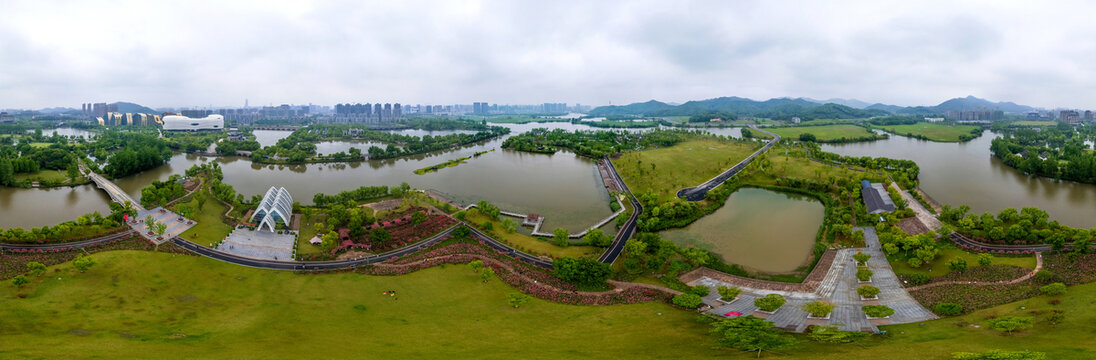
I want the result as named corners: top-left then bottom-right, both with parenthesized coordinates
top-left (616, 138), bottom-right (758, 201)
top-left (295, 211), bottom-right (329, 255)
top-left (464, 210), bottom-right (602, 258)
top-left (175, 190), bottom-right (234, 246)
top-left (767, 125), bottom-right (879, 142)
top-left (1011, 121), bottom-right (1057, 127)
top-left (484, 115), bottom-right (572, 124)
top-left (12, 169), bottom-right (79, 184)
top-left (0, 251), bottom-right (726, 359)
top-left (878, 123), bottom-right (981, 142)
top-left (890, 248), bottom-right (1037, 278)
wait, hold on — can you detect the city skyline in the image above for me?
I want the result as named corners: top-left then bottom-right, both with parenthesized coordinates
top-left (2, 1), bottom-right (1096, 109)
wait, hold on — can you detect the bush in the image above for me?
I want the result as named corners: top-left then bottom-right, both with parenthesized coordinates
top-left (909, 273), bottom-right (930, 285)
top-left (862, 305), bottom-right (895, 318)
top-left (802, 301), bottom-right (835, 317)
top-left (986, 316), bottom-right (1034, 334)
top-left (934, 303), bottom-right (964, 316)
top-left (754, 294), bottom-right (786, 312)
top-left (690, 285), bottom-right (710, 297)
top-left (853, 251), bottom-right (871, 265)
top-left (977, 253), bottom-right (993, 267)
top-left (717, 286), bottom-right (741, 301)
top-left (672, 293), bottom-right (704, 309)
top-left (1039, 282), bottom-right (1066, 296)
top-left (11, 275), bottom-right (29, 287)
top-left (856, 267), bottom-right (873, 282)
top-left (857, 285), bottom-right (880, 298)
top-left (1033, 270), bottom-right (1054, 283)
top-left (907, 257), bottom-right (924, 268)
top-left (948, 258), bottom-right (968, 272)
top-left (806, 325), bottom-right (869, 343)
top-left (552, 257), bottom-right (612, 287)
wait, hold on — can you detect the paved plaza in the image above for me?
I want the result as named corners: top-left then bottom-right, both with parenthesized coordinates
top-left (689, 227), bottom-right (937, 332)
top-left (216, 227), bottom-right (297, 261)
top-left (131, 207), bottom-right (196, 245)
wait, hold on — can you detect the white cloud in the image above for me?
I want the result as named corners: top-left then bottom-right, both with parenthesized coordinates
top-left (1, 0), bottom-right (1095, 109)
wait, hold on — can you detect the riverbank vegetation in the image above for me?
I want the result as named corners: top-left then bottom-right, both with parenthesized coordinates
top-left (247, 120), bottom-right (508, 163)
top-left (412, 150), bottom-right (492, 175)
top-left (767, 124), bottom-right (887, 143)
top-left (615, 138), bottom-right (761, 200)
top-left (0, 207), bottom-right (128, 244)
top-left (461, 208), bottom-right (602, 259)
top-left (876, 122), bottom-right (983, 142)
top-left (990, 125), bottom-right (1096, 184)
top-left (502, 128), bottom-right (701, 158)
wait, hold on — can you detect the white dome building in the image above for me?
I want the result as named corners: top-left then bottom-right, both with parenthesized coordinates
top-left (251, 187), bottom-right (293, 232)
top-left (162, 114), bottom-right (224, 131)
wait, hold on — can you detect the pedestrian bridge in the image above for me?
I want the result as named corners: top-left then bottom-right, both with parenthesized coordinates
top-left (83, 166), bottom-right (145, 211)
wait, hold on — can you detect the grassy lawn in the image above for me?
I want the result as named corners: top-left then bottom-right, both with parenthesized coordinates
top-left (1011, 121), bottom-right (1057, 127)
top-left (0, 251), bottom-right (726, 359)
top-left (175, 190), bottom-right (234, 246)
top-left (616, 138), bottom-right (758, 201)
top-left (464, 210), bottom-right (602, 259)
top-left (295, 211), bottom-right (329, 255)
top-left (890, 247), bottom-right (1037, 278)
top-left (746, 154), bottom-right (882, 186)
top-left (767, 125), bottom-right (878, 142)
top-left (878, 123), bottom-right (981, 142)
top-left (13, 169), bottom-right (80, 184)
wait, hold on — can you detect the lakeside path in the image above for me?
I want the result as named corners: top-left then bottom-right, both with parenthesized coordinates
top-left (681, 227), bottom-right (937, 332)
top-left (676, 126), bottom-right (780, 201)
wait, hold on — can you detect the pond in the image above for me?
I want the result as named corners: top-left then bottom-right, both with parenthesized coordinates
top-left (822, 130), bottom-right (1096, 228)
top-left (660, 187), bottom-right (824, 273)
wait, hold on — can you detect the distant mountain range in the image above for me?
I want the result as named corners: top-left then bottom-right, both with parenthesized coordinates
top-left (32, 101), bottom-right (157, 115)
top-left (590, 95), bottom-right (1038, 119)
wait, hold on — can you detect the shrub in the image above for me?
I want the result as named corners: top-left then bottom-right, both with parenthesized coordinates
top-left (948, 258), bottom-right (968, 272)
top-left (754, 294), bottom-right (786, 312)
top-left (11, 275), bottom-right (29, 287)
top-left (806, 325), bottom-right (869, 343)
top-left (909, 273), bottom-right (930, 285)
top-left (672, 293), bottom-right (704, 309)
top-left (552, 257), bottom-right (612, 287)
top-left (934, 303), bottom-right (964, 316)
top-left (1039, 283), bottom-right (1066, 296)
top-left (856, 267), bottom-right (873, 282)
top-left (907, 257), bottom-right (923, 268)
top-left (717, 286), bottom-right (741, 301)
top-left (862, 305), bottom-right (895, 318)
top-left (951, 350), bottom-right (1046, 359)
top-left (690, 285), bottom-right (710, 297)
top-left (986, 316), bottom-right (1034, 334)
top-left (1033, 270), bottom-right (1054, 283)
top-left (853, 251), bottom-right (871, 265)
top-left (72, 254), bottom-right (95, 272)
top-left (802, 301), bottom-right (835, 317)
top-left (507, 293), bottom-right (532, 308)
top-left (857, 285), bottom-right (880, 298)
top-left (976, 253), bottom-right (993, 267)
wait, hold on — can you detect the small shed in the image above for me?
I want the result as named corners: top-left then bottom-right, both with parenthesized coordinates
top-left (523, 213), bottom-right (541, 227)
top-left (309, 236), bottom-right (322, 245)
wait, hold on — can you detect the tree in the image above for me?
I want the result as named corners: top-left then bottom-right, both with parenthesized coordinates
top-left (0, 158), bottom-right (14, 186)
top-left (552, 227), bottom-right (570, 246)
top-left (72, 254), bottom-right (95, 272)
top-left (672, 293), bottom-right (704, 308)
top-left (986, 316), bottom-right (1034, 334)
top-left (717, 286), bottom-right (741, 301)
top-left (690, 285), bottom-right (710, 297)
top-left (370, 227), bottom-right (391, 244)
top-left (507, 293), bottom-right (532, 308)
top-left (951, 349), bottom-right (1046, 360)
top-left (583, 228), bottom-right (611, 247)
top-left (802, 301), bottom-right (835, 317)
top-left (710, 316), bottom-right (795, 358)
top-left (410, 211), bottom-right (426, 224)
top-left (26, 261), bottom-right (47, 276)
top-left (12, 275), bottom-right (29, 287)
top-left (948, 258), bottom-right (969, 273)
top-left (852, 251), bottom-right (871, 265)
top-left (1033, 270), bottom-right (1054, 283)
top-left (857, 285), bottom-right (880, 298)
top-left (977, 253), bottom-right (994, 267)
top-left (480, 267), bottom-right (495, 283)
top-left (807, 325), bottom-right (869, 344)
top-left (623, 239), bottom-right (647, 256)
top-left (468, 260), bottom-right (484, 273)
top-left (500, 218), bottom-right (517, 233)
top-left (934, 303), bottom-right (963, 316)
top-left (1040, 282), bottom-right (1066, 296)
top-left (320, 231), bottom-right (339, 252)
top-left (862, 305), bottom-right (894, 318)
top-left (552, 257), bottom-right (612, 287)
top-left (856, 267), bottom-right (873, 282)
top-left (753, 294), bottom-right (786, 312)
top-left (799, 133), bottom-right (817, 142)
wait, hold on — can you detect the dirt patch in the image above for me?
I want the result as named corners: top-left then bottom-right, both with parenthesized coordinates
top-left (363, 199), bottom-right (403, 212)
top-left (897, 217), bottom-right (930, 235)
top-left (337, 250), bottom-right (374, 260)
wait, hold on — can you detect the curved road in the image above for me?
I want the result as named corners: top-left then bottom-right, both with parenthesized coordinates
top-left (676, 127), bottom-right (780, 201)
top-left (598, 155), bottom-right (642, 264)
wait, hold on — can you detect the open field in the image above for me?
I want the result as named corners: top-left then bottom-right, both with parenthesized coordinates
top-left (890, 248), bottom-right (1037, 278)
top-left (464, 210), bottom-right (602, 258)
top-left (175, 189), bottom-right (234, 246)
top-left (295, 211), bottom-right (328, 255)
top-left (484, 115), bottom-right (572, 124)
top-left (878, 123), bottom-right (981, 142)
top-left (0, 251), bottom-right (726, 359)
top-left (1011, 121), bottom-right (1057, 127)
top-left (744, 154), bottom-right (883, 186)
top-left (12, 169), bottom-right (81, 184)
top-left (616, 138), bottom-right (758, 201)
top-left (767, 125), bottom-right (880, 142)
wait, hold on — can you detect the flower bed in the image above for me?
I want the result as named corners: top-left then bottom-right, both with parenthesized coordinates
top-left (909, 281), bottom-right (1039, 314)
top-left (1, 235), bottom-right (153, 279)
top-left (901, 264), bottom-right (1030, 285)
top-left (1041, 253), bottom-right (1096, 285)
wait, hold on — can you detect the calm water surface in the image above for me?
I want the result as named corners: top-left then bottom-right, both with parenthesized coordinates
top-left (660, 188), bottom-right (823, 273)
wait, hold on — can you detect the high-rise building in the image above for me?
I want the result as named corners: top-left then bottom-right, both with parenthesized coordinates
top-left (394, 103), bottom-right (401, 118)
top-left (1085, 110), bottom-right (1094, 122)
top-left (1060, 110), bottom-right (1081, 125)
top-left (383, 103), bottom-right (392, 119)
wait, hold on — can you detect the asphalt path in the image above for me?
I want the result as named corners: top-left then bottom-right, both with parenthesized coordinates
top-left (676, 127), bottom-right (781, 201)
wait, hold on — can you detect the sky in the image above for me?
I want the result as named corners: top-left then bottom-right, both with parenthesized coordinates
top-left (2, 0), bottom-right (1095, 110)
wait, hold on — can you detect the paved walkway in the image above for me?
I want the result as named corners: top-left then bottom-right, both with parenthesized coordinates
top-left (216, 228), bottom-right (297, 261)
top-left (687, 227), bottom-right (936, 332)
top-left (890, 182), bottom-right (941, 231)
top-left (131, 207), bottom-right (196, 245)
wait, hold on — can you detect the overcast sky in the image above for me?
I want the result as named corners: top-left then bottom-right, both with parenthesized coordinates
top-left (2, 0), bottom-right (1095, 110)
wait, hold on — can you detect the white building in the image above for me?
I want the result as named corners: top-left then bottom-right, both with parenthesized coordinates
top-left (251, 187), bottom-right (293, 232)
top-left (162, 114), bottom-right (225, 131)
